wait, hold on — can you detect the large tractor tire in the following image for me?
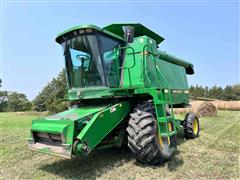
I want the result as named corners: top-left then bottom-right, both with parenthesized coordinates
top-left (126, 102), bottom-right (176, 165)
top-left (183, 113), bottom-right (200, 139)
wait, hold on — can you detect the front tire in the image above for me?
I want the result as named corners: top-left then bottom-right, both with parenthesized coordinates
top-left (183, 113), bottom-right (200, 139)
top-left (127, 102), bottom-right (176, 165)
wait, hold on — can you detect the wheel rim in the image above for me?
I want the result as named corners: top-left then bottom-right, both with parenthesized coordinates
top-left (158, 135), bottom-right (163, 148)
top-left (193, 118), bottom-right (199, 134)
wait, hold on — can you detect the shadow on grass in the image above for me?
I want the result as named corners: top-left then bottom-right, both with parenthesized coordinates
top-left (165, 150), bottom-right (184, 171)
top-left (40, 133), bottom-right (187, 178)
top-left (132, 133), bottom-right (186, 171)
top-left (39, 146), bottom-right (133, 179)
top-left (134, 150), bottom-right (184, 171)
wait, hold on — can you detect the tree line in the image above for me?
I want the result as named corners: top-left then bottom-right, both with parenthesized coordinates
top-left (0, 91), bottom-right (32, 112)
top-left (0, 74), bottom-right (239, 112)
top-left (0, 70), bottom-right (68, 113)
top-left (0, 79), bottom-right (32, 112)
top-left (32, 70), bottom-right (68, 113)
top-left (189, 84), bottom-right (240, 100)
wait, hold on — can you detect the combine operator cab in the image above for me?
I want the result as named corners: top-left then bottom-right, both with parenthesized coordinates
top-left (58, 28), bottom-right (124, 92)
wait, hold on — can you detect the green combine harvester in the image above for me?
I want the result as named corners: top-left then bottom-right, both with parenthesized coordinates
top-left (28, 23), bottom-right (200, 165)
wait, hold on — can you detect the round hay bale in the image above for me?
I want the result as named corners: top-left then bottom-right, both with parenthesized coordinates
top-left (189, 101), bottom-right (217, 117)
top-left (212, 101), bottom-right (240, 111)
top-left (173, 101), bottom-right (217, 117)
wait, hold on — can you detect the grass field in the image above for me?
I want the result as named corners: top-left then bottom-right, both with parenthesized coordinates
top-left (0, 111), bottom-right (239, 179)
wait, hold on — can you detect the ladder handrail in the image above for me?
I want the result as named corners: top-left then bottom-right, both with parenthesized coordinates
top-left (142, 45), bottom-right (175, 122)
top-left (142, 45), bottom-right (168, 88)
top-left (142, 45), bottom-right (160, 83)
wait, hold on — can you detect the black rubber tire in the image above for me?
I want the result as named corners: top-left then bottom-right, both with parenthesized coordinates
top-left (126, 102), bottom-right (176, 165)
top-left (183, 113), bottom-right (200, 139)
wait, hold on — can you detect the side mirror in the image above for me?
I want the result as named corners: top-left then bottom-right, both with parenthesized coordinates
top-left (123, 26), bottom-right (135, 43)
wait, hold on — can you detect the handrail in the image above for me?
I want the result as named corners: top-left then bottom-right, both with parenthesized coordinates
top-left (117, 46), bottom-right (136, 69)
top-left (142, 45), bottom-right (160, 82)
top-left (142, 45), bottom-right (174, 122)
top-left (116, 46), bottom-right (136, 87)
top-left (142, 45), bottom-right (170, 88)
top-left (156, 64), bottom-right (174, 119)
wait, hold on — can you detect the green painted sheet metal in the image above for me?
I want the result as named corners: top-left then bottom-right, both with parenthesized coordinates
top-left (67, 87), bottom-right (113, 101)
top-left (31, 118), bottom-right (74, 144)
top-left (120, 36), bottom-right (189, 91)
top-left (119, 36), bottom-right (156, 87)
top-left (158, 51), bottom-right (194, 74)
top-left (104, 23), bottom-right (164, 44)
top-left (30, 105), bottom-right (107, 143)
top-left (31, 123), bottom-right (68, 134)
top-left (154, 59), bottom-right (189, 90)
top-left (121, 53), bottom-right (144, 87)
top-left (45, 105), bottom-right (107, 121)
top-left (76, 101), bottom-right (131, 153)
top-left (29, 104), bottom-right (115, 158)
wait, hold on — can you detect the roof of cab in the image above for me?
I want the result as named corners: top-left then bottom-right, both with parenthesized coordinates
top-left (55, 23), bottom-right (164, 44)
top-left (103, 23), bottom-right (164, 44)
top-left (55, 24), bottom-right (124, 43)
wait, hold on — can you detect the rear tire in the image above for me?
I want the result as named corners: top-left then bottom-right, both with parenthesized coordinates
top-left (127, 102), bottom-right (176, 165)
top-left (183, 113), bottom-right (200, 139)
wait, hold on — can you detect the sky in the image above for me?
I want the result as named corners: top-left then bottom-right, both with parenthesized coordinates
top-left (0, 0), bottom-right (239, 100)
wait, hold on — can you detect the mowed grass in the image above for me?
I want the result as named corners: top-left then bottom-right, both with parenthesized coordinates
top-left (0, 111), bottom-right (239, 179)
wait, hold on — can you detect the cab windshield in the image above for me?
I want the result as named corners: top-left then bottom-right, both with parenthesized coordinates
top-left (62, 33), bottom-right (121, 88)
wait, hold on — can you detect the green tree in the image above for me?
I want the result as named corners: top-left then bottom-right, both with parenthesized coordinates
top-left (208, 86), bottom-right (223, 100)
top-left (203, 86), bottom-right (209, 97)
top-left (33, 70), bottom-right (68, 113)
top-left (0, 91), bottom-right (8, 112)
top-left (7, 92), bottom-right (32, 112)
top-left (223, 85), bottom-right (240, 100)
top-left (189, 86), bottom-right (197, 99)
top-left (197, 85), bottom-right (205, 98)
top-left (190, 84), bottom-right (239, 100)
top-left (189, 85), bottom-right (205, 99)
top-left (231, 84), bottom-right (240, 100)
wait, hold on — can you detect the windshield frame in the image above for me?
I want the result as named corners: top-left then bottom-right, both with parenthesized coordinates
top-left (62, 30), bottom-right (124, 89)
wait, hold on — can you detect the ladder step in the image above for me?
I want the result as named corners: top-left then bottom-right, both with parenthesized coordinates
top-left (158, 116), bottom-right (173, 122)
top-left (161, 131), bottom-right (177, 137)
